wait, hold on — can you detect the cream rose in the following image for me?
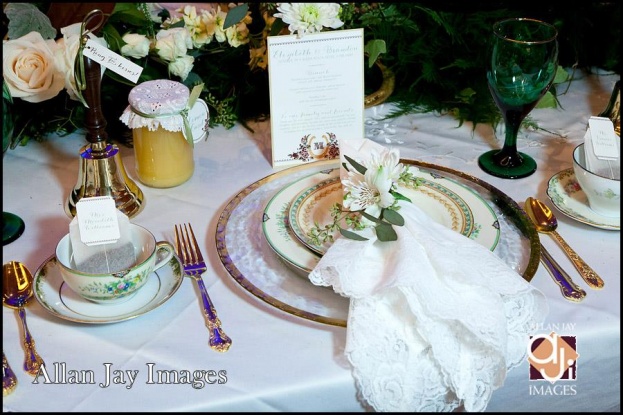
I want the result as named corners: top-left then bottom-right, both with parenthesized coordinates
top-left (168, 55), bottom-right (195, 81)
top-left (3, 31), bottom-right (65, 103)
top-left (54, 23), bottom-right (107, 101)
top-left (155, 28), bottom-right (193, 62)
top-left (121, 33), bottom-right (151, 59)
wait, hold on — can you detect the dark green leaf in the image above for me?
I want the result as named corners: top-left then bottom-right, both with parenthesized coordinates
top-left (5, 3), bottom-right (56, 40)
top-left (375, 223), bottom-right (398, 242)
top-left (339, 228), bottom-right (369, 241)
top-left (270, 18), bottom-right (286, 36)
top-left (382, 209), bottom-right (404, 226)
top-left (361, 211), bottom-right (382, 223)
top-left (344, 154), bottom-right (367, 175)
top-left (224, 4), bottom-right (249, 29)
top-left (169, 20), bottom-right (186, 29)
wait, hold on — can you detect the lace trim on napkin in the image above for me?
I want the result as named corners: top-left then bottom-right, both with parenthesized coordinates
top-left (309, 201), bottom-right (548, 412)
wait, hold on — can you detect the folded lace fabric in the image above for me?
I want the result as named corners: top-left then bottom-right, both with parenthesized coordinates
top-left (308, 140), bottom-right (549, 412)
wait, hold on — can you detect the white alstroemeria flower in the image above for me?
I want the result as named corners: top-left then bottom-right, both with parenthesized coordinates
top-left (176, 5), bottom-right (212, 48)
top-left (274, 3), bottom-right (344, 36)
top-left (342, 164), bottom-right (394, 219)
top-left (226, 22), bottom-right (250, 48)
top-left (364, 148), bottom-right (406, 185)
top-left (213, 6), bottom-right (229, 43)
top-left (120, 33), bottom-right (151, 59)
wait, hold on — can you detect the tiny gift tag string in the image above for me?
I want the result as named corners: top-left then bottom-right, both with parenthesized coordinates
top-left (74, 9), bottom-right (106, 108)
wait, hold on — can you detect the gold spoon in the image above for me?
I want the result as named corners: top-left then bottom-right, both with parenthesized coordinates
top-left (525, 197), bottom-right (604, 290)
top-left (2, 261), bottom-right (45, 376)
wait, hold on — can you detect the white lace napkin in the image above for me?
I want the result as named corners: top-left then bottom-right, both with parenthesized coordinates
top-left (308, 139), bottom-right (549, 412)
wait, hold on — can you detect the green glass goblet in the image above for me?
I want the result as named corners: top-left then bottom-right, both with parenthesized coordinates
top-left (478, 18), bottom-right (558, 179)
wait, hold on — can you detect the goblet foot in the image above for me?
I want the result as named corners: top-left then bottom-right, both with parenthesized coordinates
top-left (2, 212), bottom-right (25, 246)
top-left (478, 150), bottom-right (537, 179)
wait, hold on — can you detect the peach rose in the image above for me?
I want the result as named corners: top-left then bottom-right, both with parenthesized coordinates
top-left (3, 31), bottom-right (65, 103)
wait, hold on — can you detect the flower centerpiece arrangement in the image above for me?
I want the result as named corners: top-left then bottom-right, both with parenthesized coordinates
top-left (2, 2), bottom-right (620, 149)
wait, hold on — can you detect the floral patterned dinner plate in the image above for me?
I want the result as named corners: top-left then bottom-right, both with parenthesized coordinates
top-left (547, 168), bottom-right (620, 231)
top-left (263, 166), bottom-right (500, 274)
top-left (287, 170), bottom-right (500, 257)
top-left (33, 254), bottom-right (184, 324)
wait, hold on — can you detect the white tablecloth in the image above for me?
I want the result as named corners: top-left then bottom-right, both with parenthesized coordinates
top-left (2, 70), bottom-right (620, 412)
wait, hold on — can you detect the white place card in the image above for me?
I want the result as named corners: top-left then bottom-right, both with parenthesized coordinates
top-left (267, 29), bottom-right (365, 167)
top-left (588, 116), bottom-right (619, 160)
top-left (75, 196), bottom-right (121, 246)
top-left (83, 38), bottom-right (143, 83)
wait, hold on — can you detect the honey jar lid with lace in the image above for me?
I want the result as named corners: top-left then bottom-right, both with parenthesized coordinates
top-left (119, 79), bottom-right (209, 145)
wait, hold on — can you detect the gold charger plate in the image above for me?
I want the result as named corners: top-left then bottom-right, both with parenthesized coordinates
top-left (216, 159), bottom-right (540, 327)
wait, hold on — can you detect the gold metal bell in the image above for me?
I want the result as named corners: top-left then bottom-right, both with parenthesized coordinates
top-left (65, 142), bottom-right (144, 218)
top-left (65, 10), bottom-right (144, 218)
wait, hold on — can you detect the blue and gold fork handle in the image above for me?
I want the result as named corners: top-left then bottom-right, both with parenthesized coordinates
top-left (189, 273), bottom-right (232, 353)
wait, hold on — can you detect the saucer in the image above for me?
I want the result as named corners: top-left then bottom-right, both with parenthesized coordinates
top-left (547, 168), bottom-right (620, 231)
top-left (33, 254), bottom-right (184, 324)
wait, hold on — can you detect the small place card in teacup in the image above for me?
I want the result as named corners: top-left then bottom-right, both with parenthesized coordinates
top-left (585, 116), bottom-right (620, 179)
top-left (70, 196), bottom-right (136, 273)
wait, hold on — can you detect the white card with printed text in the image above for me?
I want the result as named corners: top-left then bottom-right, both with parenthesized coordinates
top-left (588, 116), bottom-right (619, 160)
top-left (267, 29), bottom-right (365, 167)
top-left (76, 196), bottom-right (121, 246)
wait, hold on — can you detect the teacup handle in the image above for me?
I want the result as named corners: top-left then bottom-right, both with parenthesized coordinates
top-left (154, 241), bottom-right (175, 271)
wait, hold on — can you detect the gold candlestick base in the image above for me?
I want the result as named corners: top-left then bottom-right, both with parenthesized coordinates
top-left (65, 142), bottom-right (144, 219)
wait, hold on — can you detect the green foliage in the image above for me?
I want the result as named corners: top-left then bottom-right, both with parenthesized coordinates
top-left (343, 2), bottom-right (620, 128)
top-left (4, 3), bottom-right (56, 39)
top-left (2, 2), bottom-right (620, 147)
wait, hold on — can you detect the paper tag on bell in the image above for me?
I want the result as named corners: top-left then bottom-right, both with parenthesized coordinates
top-left (83, 39), bottom-right (143, 83)
top-left (588, 116), bottom-right (619, 160)
top-left (187, 99), bottom-right (210, 143)
top-left (75, 196), bottom-right (121, 246)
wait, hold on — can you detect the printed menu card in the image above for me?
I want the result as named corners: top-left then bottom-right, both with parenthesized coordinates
top-left (267, 29), bottom-right (364, 167)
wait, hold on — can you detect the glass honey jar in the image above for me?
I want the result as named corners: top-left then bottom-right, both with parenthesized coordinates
top-left (120, 80), bottom-right (209, 188)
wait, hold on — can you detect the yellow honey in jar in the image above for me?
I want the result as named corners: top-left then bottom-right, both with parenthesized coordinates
top-left (121, 79), bottom-right (208, 189)
top-left (133, 126), bottom-right (194, 188)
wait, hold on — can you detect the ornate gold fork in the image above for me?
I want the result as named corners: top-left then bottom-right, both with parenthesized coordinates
top-left (174, 223), bottom-right (232, 352)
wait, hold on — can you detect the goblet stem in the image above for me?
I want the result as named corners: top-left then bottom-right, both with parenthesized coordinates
top-left (492, 117), bottom-right (523, 167)
top-left (478, 119), bottom-right (537, 179)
